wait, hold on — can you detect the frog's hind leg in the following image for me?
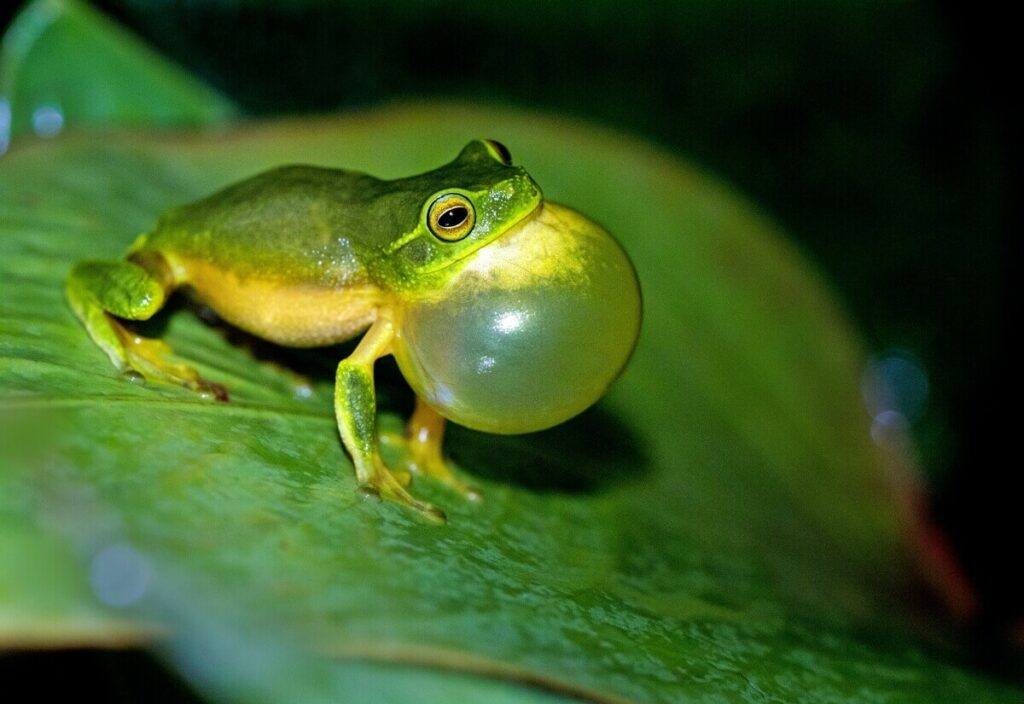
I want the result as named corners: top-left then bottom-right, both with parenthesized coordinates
top-left (65, 254), bottom-right (227, 401)
top-left (381, 397), bottom-right (481, 502)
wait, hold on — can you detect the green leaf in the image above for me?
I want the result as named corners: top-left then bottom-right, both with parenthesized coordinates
top-left (1, 105), bottom-right (1017, 703)
top-left (0, 0), bottom-right (236, 148)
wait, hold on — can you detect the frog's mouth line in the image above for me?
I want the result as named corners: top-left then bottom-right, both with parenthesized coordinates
top-left (475, 199), bottom-right (546, 249)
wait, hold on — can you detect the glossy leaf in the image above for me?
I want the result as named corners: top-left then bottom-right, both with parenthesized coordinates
top-left (1, 105), bottom-right (1018, 702)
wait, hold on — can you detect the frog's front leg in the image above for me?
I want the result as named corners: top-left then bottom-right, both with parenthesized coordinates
top-left (334, 315), bottom-right (446, 523)
top-left (65, 255), bottom-right (227, 400)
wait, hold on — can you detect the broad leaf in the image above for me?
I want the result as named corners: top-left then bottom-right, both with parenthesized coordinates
top-left (1, 107), bottom-right (1017, 702)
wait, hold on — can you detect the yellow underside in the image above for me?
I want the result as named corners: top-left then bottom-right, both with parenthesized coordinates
top-left (177, 258), bottom-right (382, 347)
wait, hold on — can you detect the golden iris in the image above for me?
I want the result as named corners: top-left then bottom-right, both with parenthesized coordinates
top-left (428, 194), bottom-right (475, 241)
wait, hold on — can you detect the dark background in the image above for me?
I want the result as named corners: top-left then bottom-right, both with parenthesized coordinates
top-left (1, 0), bottom-right (1015, 685)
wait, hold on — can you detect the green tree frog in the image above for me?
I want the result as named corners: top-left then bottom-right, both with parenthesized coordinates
top-left (66, 140), bottom-right (642, 522)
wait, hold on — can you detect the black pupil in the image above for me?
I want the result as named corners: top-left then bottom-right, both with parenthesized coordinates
top-left (438, 206), bottom-right (468, 229)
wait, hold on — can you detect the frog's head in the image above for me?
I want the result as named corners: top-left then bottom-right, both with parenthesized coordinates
top-left (383, 140), bottom-right (641, 435)
top-left (384, 140), bottom-right (542, 283)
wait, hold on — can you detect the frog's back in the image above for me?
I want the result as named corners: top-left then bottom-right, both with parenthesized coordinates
top-left (143, 165), bottom-right (395, 287)
top-left (138, 165), bottom-right (391, 347)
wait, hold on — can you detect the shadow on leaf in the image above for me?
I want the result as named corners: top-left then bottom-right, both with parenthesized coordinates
top-left (446, 406), bottom-right (650, 494)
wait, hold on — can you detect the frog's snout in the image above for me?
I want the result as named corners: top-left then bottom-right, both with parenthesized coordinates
top-left (392, 203), bottom-right (642, 434)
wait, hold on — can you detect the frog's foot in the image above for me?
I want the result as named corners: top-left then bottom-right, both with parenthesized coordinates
top-left (381, 395), bottom-right (482, 502)
top-left (408, 449), bottom-right (482, 503)
top-left (380, 430), bottom-right (481, 502)
top-left (66, 258), bottom-right (227, 402)
top-left (356, 455), bottom-right (446, 524)
top-left (118, 328), bottom-right (228, 401)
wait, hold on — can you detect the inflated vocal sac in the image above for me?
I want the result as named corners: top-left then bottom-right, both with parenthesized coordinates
top-left (393, 203), bottom-right (642, 434)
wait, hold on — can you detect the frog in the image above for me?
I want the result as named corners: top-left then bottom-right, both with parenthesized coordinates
top-left (65, 140), bottom-right (642, 523)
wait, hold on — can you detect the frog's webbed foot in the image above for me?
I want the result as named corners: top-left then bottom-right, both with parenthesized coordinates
top-left (356, 455), bottom-right (446, 524)
top-left (380, 398), bottom-right (482, 503)
top-left (66, 258), bottom-right (228, 402)
top-left (409, 453), bottom-right (482, 503)
top-left (118, 328), bottom-right (229, 401)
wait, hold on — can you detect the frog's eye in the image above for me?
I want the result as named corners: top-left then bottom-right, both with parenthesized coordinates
top-left (483, 139), bottom-right (512, 165)
top-left (427, 194), bottom-right (475, 242)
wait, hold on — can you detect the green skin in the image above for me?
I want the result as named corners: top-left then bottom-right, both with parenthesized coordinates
top-left (66, 140), bottom-right (641, 523)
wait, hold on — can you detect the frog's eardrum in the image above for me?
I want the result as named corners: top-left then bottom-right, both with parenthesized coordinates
top-left (393, 203), bottom-right (642, 434)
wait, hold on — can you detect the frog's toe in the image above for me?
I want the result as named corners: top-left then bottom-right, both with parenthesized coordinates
top-left (410, 455), bottom-right (482, 502)
top-left (122, 369), bottom-right (146, 385)
top-left (128, 358), bottom-right (227, 402)
top-left (194, 378), bottom-right (230, 402)
top-left (379, 432), bottom-right (480, 501)
top-left (357, 484), bottom-right (381, 501)
top-left (120, 335), bottom-right (227, 401)
top-left (391, 468), bottom-right (413, 487)
top-left (362, 482), bottom-right (447, 524)
top-left (383, 484), bottom-right (447, 524)
top-left (359, 462), bottom-right (446, 524)
top-left (424, 465), bottom-right (481, 502)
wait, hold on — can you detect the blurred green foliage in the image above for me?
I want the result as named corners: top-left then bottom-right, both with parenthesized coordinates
top-left (0, 0), bottom-right (233, 136)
